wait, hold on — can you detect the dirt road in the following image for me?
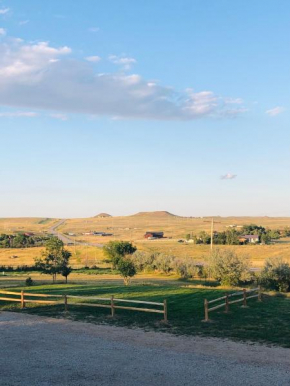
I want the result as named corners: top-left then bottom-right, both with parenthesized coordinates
top-left (1, 312), bottom-right (289, 386)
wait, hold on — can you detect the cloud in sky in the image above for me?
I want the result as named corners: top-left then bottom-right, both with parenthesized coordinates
top-left (50, 113), bottom-right (68, 121)
top-left (266, 106), bottom-right (285, 116)
top-left (89, 27), bottom-right (100, 32)
top-left (0, 111), bottom-right (38, 117)
top-left (0, 28), bottom-right (6, 36)
top-left (0, 38), bottom-right (247, 121)
top-left (19, 20), bottom-right (29, 26)
top-left (109, 54), bottom-right (137, 70)
top-left (85, 55), bottom-right (101, 63)
top-left (0, 8), bottom-right (9, 15)
top-left (220, 173), bottom-right (237, 180)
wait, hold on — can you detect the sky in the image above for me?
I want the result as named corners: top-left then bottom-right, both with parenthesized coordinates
top-left (0, 0), bottom-right (289, 218)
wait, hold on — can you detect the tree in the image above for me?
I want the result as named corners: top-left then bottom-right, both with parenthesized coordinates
top-left (260, 258), bottom-right (290, 292)
top-left (103, 241), bottom-right (136, 268)
top-left (207, 249), bottom-right (250, 286)
top-left (34, 237), bottom-right (71, 283)
top-left (117, 258), bottom-right (136, 285)
top-left (198, 231), bottom-right (211, 244)
top-left (61, 265), bottom-right (72, 284)
top-left (225, 229), bottom-right (239, 245)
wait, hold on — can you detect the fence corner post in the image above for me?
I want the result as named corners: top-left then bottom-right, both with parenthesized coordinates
top-left (64, 295), bottom-right (68, 313)
top-left (258, 285), bottom-right (262, 302)
top-left (20, 290), bottom-right (25, 309)
top-left (225, 293), bottom-right (229, 313)
top-left (204, 299), bottom-right (209, 321)
top-left (242, 288), bottom-right (247, 307)
top-left (163, 299), bottom-right (168, 323)
top-left (111, 295), bottom-right (115, 317)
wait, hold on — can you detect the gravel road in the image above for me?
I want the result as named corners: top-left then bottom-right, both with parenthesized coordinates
top-left (1, 312), bottom-right (289, 386)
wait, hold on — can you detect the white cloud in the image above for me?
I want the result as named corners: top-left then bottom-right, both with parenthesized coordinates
top-left (109, 55), bottom-right (137, 70)
top-left (0, 8), bottom-right (9, 15)
top-left (0, 41), bottom-right (71, 77)
top-left (50, 113), bottom-right (68, 121)
top-left (85, 55), bottom-right (101, 63)
top-left (0, 28), bottom-right (6, 36)
top-left (224, 97), bottom-right (243, 105)
top-left (19, 20), bottom-right (29, 26)
top-left (0, 111), bottom-right (38, 117)
top-left (220, 173), bottom-right (237, 180)
top-left (89, 27), bottom-right (100, 32)
top-left (0, 38), bottom-right (246, 121)
top-left (266, 106), bottom-right (285, 116)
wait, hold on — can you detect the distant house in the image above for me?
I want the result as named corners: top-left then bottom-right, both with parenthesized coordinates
top-left (144, 232), bottom-right (164, 239)
top-left (239, 234), bottom-right (259, 244)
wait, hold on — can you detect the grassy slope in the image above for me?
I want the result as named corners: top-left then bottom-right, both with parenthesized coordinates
top-left (1, 281), bottom-right (290, 347)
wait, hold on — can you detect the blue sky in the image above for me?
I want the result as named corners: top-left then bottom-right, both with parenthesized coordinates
top-left (0, 0), bottom-right (289, 218)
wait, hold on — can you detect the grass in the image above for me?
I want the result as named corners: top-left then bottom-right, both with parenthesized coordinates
top-left (1, 280), bottom-right (290, 348)
top-left (1, 214), bottom-right (290, 268)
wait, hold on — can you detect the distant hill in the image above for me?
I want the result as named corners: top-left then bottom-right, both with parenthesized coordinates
top-left (94, 213), bottom-right (112, 218)
top-left (130, 211), bottom-right (181, 218)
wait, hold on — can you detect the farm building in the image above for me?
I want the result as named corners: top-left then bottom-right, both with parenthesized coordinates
top-left (239, 234), bottom-right (259, 244)
top-left (144, 232), bottom-right (164, 239)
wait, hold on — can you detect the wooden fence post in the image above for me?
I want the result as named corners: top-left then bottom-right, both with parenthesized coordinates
top-left (20, 290), bottom-right (25, 309)
top-left (204, 299), bottom-right (209, 321)
top-left (242, 289), bottom-right (247, 307)
top-left (163, 299), bottom-right (168, 323)
top-left (64, 295), bottom-right (68, 312)
top-left (258, 286), bottom-right (262, 302)
top-left (111, 295), bottom-right (115, 317)
top-left (225, 294), bottom-right (229, 313)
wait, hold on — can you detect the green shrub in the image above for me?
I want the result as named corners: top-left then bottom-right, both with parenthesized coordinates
top-left (260, 258), bottom-right (290, 292)
top-left (25, 277), bottom-right (33, 286)
top-left (207, 249), bottom-right (250, 286)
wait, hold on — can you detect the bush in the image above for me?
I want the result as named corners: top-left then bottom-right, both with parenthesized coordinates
top-left (154, 253), bottom-right (175, 274)
top-left (131, 251), bottom-right (154, 272)
top-left (207, 249), bottom-right (250, 286)
top-left (260, 258), bottom-right (290, 292)
top-left (25, 277), bottom-right (33, 286)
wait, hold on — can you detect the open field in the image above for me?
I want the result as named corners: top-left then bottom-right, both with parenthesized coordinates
top-left (59, 212), bottom-right (290, 243)
top-left (1, 240), bottom-right (290, 269)
top-left (1, 280), bottom-right (290, 347)
top-left (0, 245), bottom-right (105, 268)
top-left (1, 213), bottom-right (290, 269)
top-left (0, 217), bottom-right (59, 234)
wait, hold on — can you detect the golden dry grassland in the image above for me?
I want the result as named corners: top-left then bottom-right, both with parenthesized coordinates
top-left (1, 212), bottom-right (290, 268)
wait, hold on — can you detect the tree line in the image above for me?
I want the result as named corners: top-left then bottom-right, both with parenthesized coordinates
top-left (0, 233), bottom-right (50, 248)
top-left (185, 224), bottom-right (290, 245)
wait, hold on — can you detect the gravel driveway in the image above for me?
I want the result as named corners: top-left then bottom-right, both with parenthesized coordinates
top-left (1, 312), bottom-right (289, 386)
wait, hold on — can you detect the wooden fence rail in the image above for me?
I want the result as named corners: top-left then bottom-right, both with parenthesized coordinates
top-left (0, 290), bottom-right (168, 322)
top-left (203, 286), bottom-right (262, 322)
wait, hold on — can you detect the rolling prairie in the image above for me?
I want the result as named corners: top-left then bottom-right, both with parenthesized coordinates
top-left (0, 212), bottom-right (290, 268)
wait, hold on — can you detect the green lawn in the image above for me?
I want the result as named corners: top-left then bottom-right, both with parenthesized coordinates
top-left (1, 281), bottom-right (290, 347)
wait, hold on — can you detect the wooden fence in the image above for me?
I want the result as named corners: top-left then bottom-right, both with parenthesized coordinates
top-left (203, 287), bottom-right (262, 322)
top-left (0, 290), bottom-right (168, 322)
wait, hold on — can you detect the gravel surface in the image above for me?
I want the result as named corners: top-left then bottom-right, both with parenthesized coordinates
top-left (1, 312), bottom-right (290, 386)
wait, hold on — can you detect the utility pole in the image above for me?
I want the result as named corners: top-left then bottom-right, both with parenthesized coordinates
top-left (203, 218), bottom-right (221, 250)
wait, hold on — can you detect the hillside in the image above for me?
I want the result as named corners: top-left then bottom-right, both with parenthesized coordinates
top-left (131, 211), bottom-right (181, 218)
